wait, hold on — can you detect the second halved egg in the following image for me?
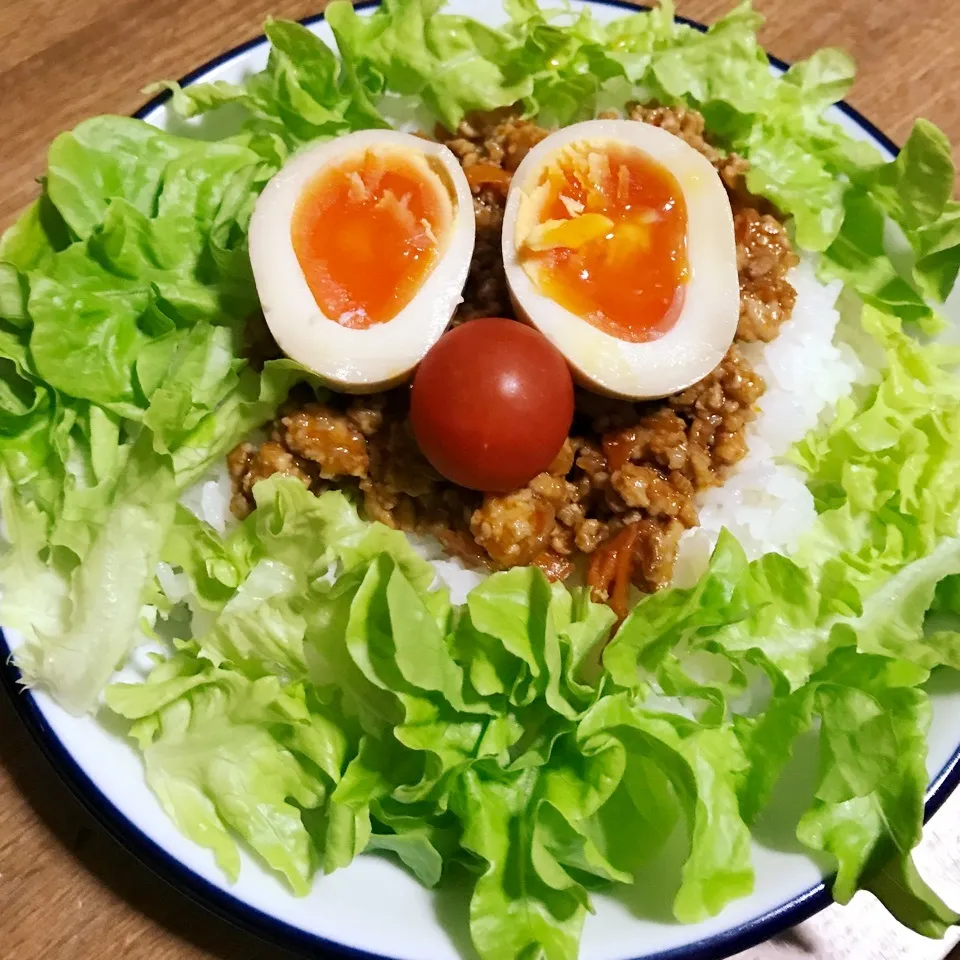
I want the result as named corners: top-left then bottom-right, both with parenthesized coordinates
top-left (249, 129), bottom-right (475, 393)
top-left (502, 118), bottom-right (740, 401)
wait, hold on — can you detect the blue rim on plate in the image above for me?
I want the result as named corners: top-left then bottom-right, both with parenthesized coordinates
top-left (0, 2), bottom-right (948, 960)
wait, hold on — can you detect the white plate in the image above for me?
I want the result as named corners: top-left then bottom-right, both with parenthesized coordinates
top-left (4, 3), bottom-right (960, 960)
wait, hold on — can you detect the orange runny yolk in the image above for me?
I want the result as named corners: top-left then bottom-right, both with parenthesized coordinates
top-left (291, 148), bottom-right (447, 329)
top-left (519, 141), bottom-right (689, 342)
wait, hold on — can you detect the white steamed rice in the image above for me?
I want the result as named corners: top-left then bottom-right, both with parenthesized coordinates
top-left (672, 258), bottom-right (861, 586)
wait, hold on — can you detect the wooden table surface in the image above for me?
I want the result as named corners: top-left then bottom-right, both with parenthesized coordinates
top-left (1, 1), bottom-right (959, 958)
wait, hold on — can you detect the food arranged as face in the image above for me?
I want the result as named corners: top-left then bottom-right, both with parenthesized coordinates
top-left (11, 6), bottom-right (960, 954)
top-left (242, 103), bottom-right (797, 611)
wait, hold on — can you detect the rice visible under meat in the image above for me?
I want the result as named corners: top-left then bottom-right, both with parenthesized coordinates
top-left (178, 257), bottom-right (860, 604)
top-left (178, 460), bottom-right (233, 534)
top-left (176, 104), bottom-right (863, 609)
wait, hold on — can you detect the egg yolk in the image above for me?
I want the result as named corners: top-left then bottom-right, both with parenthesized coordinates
top-left (519, 141), bottom-right (689, 343)
top-left (291, 148), bottom-right (448, 329)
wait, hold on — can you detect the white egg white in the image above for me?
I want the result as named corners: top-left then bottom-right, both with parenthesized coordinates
top-left (502, 119), bottom-right (740, 400)
top-left (249, 129), bottom-right (475, 393)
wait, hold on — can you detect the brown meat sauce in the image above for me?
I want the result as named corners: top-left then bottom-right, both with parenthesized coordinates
top-left (229, 104), bottom-right (799, 610)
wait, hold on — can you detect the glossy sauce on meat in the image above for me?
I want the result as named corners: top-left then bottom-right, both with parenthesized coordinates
top-left (230, 103), bottom-right (799, 605)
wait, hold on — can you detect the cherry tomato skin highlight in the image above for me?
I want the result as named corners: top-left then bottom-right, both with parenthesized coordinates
top-left (410, 318), bottom-right (575, 493)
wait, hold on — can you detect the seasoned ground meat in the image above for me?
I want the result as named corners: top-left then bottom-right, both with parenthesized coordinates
top-left (669, 344), bottom-right (765, 479)
top-left (440, 113), bottom-right (549, 323)
top-left (457, 189), bottom-right (510, 321)
top-left (281, 404), bottom-right (369, 479)
top-left (625, 103), bottom-right (723, 165)
top-left (471, 488), bottom-right (556, 568)
top-left (440, 110), bottom-right (550, 172)
top-left (533, 550), bottom-right (576, 583)
top-left (242, 311), bottom-right (284, 370)
top-left (346, 395), bottom-right (386, 437)
top-left (229, 102), bottom-right (801, 605)
top-left (734, 208), bottom-right (800, 342)
top-left (227, 440), bottom-right (313, 519)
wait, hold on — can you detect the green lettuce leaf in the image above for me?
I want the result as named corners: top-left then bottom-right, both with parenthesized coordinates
top-left (796, 651), bottom-right (957, 932)
top-left (110, 467), bottom-right (960, 953)
top-left (455, 766), bottom-right (586, 960)
top-left (153, 1), bottom-right (960, 310)
top-left (327, 0), bottom-right (531, 132)
top-left (0, 115), bottom-right (302, 711)
top-left (857, 120), bottom-right (955, 234)
top-left (107, 656), bottom-right (331, 893)
top-left (108, 477), bottom-right (630, 949)
top-left (151, 17), bottom-right (388, 150)
top-left (580, 694), bottom-right (753, 922)
top-left (913, 200), bottom-right (960, 302)
top-left (14, 433), bottom-right (176, 714)
top-left (792, 304), bottom-right (960, 599)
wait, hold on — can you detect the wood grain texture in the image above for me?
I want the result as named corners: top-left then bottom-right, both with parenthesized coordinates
top-left (1, 1), bottom-right (959, 958)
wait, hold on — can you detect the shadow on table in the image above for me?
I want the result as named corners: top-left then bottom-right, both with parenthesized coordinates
top-left (0, 681), bottom-right (305, 960)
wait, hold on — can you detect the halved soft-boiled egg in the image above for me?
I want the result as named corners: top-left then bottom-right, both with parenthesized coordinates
top-left (503, 119), bottom-right (739, 400)
top-left (249, 130), bottom-right (475, 392)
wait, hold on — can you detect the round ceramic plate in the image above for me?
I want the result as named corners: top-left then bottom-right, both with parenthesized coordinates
top-left (3, 2), bottom-right (960, 960)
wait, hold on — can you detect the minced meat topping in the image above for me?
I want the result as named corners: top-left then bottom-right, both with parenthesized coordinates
top-left (230, 103), bottom-right (799, 612)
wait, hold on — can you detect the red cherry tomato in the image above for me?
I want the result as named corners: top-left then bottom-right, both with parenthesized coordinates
top-left (410, 318), bottom-right (574, 492)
